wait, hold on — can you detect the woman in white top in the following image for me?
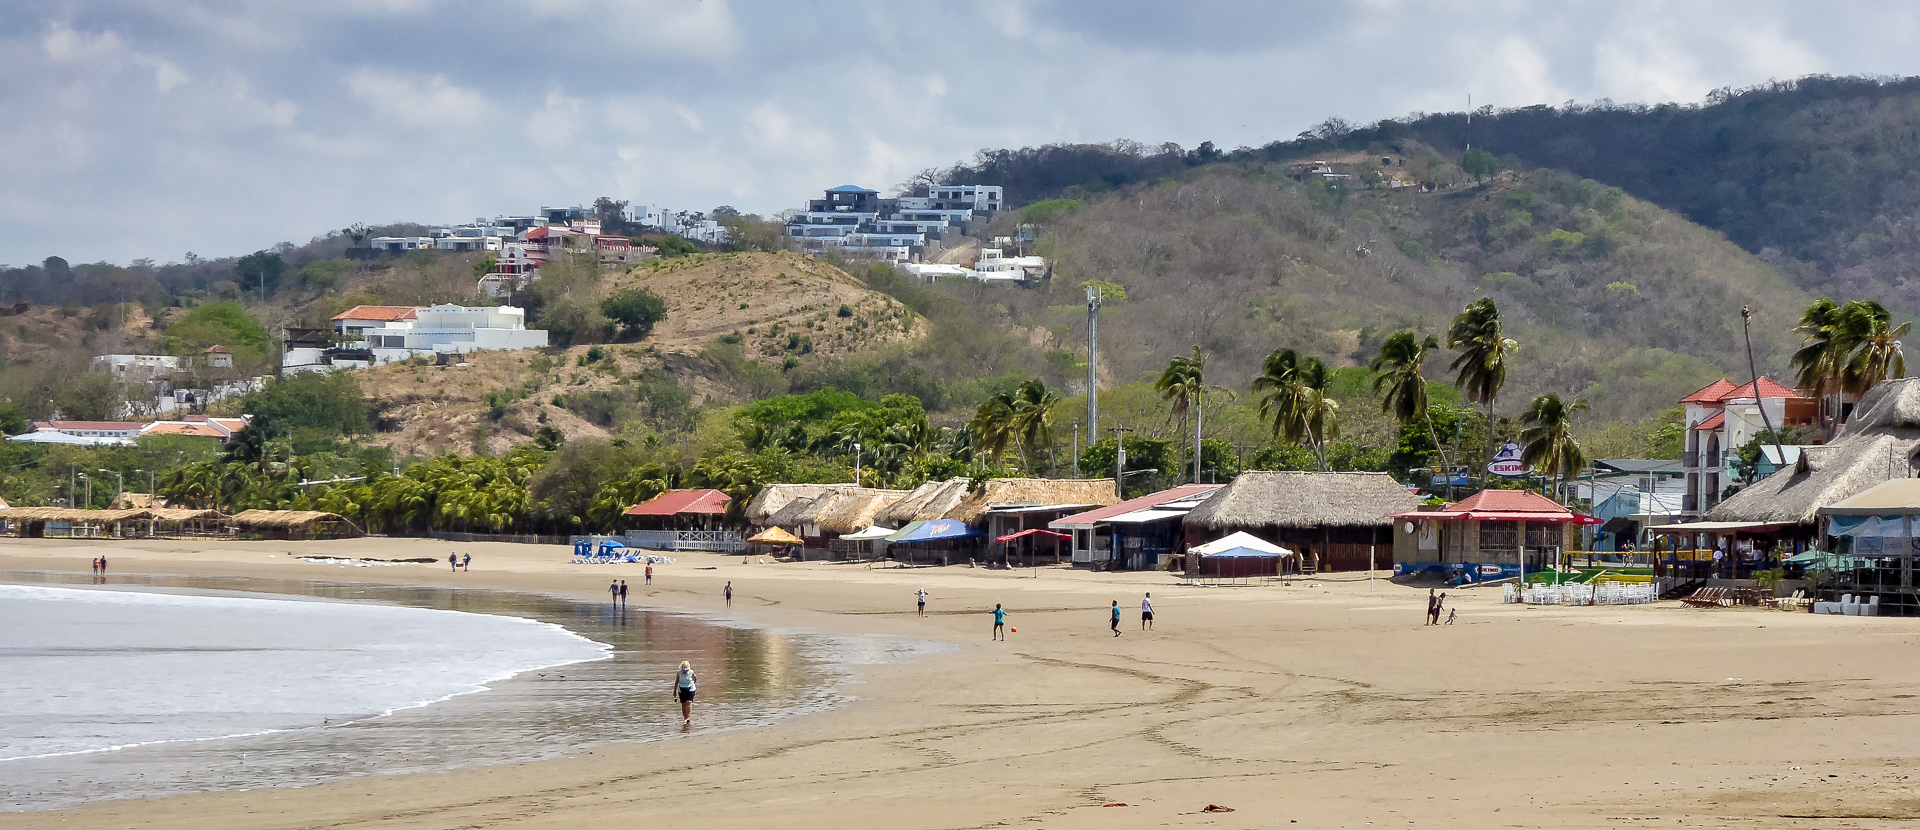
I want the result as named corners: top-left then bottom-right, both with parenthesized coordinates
top-left (675, 661), bottom-right (698, 723)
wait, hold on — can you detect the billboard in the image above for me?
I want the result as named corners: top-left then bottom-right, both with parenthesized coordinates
top-left (1486, 441), bottom-right (1533, 478)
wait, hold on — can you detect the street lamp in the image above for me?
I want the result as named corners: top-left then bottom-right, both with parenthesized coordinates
top-left (98, 470), bottom-right (124, 509)
top-left (853, 443), bottom-right (862, 488)
top-left (76, 473), bottom-right (91, 510)
top-left (136, 468), bottom-right (155, 495)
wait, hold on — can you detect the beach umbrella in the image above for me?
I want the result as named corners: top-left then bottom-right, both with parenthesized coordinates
top-left (748, 527), bottom-right (803, 545)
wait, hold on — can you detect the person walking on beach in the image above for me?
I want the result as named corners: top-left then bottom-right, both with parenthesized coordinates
top-left (1110, 600), bottom-right (1122, 636)
top-left (645, 562), bottom-right (654, 586)
top-left (619, 579), bottom-right (629, 605)
top-left (1141, 593), bottom-right (1154, 630)
top-left (610, 580), bottom-right (620, 605)
top-left (461, 553), bottom-right (471, 571)
top-left (992, 604), bottom-right (1006, 640)
top-left (1433, 592), bottom-right (1447, 625)
top-left (449, 552), bottom-right (458, 572)
top-left (91, 556), bottom-right (100, 575)
top-left (917, 587), bottom-right (927, 616)
top-left (1425, 588), bottom-right (1438, 626)
top-left (724, 581), bottom-right (733, 607)
top-left (675, 661), bottom-right (698, 724)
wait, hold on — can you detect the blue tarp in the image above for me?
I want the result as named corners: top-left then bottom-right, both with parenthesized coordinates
top-left (888, 519), bottom-right (982, 543)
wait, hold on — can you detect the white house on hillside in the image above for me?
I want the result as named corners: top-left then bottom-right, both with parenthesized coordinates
top-left (283, 304), bottom-right (548, 374)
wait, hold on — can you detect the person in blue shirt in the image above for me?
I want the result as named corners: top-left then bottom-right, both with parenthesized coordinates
top-left (992, 604), bottom-right (1005, 640)
top-left (1110, 600), bottom-right (1122, 636)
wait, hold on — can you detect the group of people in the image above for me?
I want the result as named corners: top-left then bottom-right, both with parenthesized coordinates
top-left (1426, 588), bottom-right (1454, 626)
top-left (90, 555), bottom-right (108, 575)
top-left (974, 592), bottom-right (1156, 640)
top-left (447, 552), bottom-right (473, 572)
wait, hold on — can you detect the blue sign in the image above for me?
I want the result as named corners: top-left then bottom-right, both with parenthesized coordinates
top-left (1395, 562), bottom-right (1520, 583)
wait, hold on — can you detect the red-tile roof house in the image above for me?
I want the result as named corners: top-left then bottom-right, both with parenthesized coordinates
top-left (1388, 489), bottom-right (1598, 583)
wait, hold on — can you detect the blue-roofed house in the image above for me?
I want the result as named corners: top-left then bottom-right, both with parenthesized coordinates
top-left (809, 185), bottom-right (883, 214)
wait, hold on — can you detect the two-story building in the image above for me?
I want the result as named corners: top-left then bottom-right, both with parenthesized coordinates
top-left (1680, 377), bottom-right (1817, 517)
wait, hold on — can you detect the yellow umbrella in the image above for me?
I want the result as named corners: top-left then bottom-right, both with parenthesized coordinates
top-left (748, 527), bottom-right (803, 545)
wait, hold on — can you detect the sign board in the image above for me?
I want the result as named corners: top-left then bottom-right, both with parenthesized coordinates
top-left (1486, 441), bottom-right (1533, 478)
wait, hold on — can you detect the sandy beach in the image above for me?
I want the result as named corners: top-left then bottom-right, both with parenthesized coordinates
top-left (4, 537), bottom-right (1919, 829)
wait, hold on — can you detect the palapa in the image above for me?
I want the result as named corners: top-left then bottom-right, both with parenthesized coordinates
top-left (816, 488), bottom-right (910, 534)
top-left (743, 484), bottom-right (837, 526)
top-left (943, 478), bottom-right (1120, 525)
top-left (1707, 377), bottom-right (1920, 526)
top-left (0, 507), bottom-right (153, 523)
top-left (747, 526), bottom-right (803, 545)
top-left (879, 477), bottom-right (972, 524)
top-left (1181, 471), bottom-right (1422, 530)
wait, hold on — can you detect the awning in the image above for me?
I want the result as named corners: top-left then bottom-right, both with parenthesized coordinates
top-left (889, 519), bottom-right (982, 543)
top-left (1825, 515), bottom-right (1906, 538)
top-left (1191, 531), bottom-right (1294, 557)
top-left (747, 527), bottom-right (803, 544)
top-left (1645, 521), bottom-right (1790, 533)
top-left (1100, 508), bottom-right (1186, 525)
top-left (1204, 546), bottom-right (1289, 559)
top-left (840, 525), bottom-right (895, 541)
top-left (996, 528), bottom-right (1070, 543)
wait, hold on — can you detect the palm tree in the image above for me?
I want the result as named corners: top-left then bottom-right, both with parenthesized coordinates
top-left (1370, 331), bottom-right (1452, 490)
top-left (1837, 300), bottom-right (1909, 396)
top-left (1448, 298), bottom-right (1519, 487)
top-left (1792, 297), bottom-right (1846, 436)
top-left (1012, 379), bottom-right (1063, 474)
top-left (1252, 349), bottom-right (1339, 470)
top-left (1519, 393), bottom-right (1589, 502)
top-left (969, 392), bottom-right (1019, 470)
top-left (1155, 347), bottom-right (1207, 483)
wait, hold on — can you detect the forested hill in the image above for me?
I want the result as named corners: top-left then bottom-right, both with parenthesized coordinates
top-left (935, 74), bottom-right (1920, 310)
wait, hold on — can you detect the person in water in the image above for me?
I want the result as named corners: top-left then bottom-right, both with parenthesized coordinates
top-left (724, 581), bottom-right (733, 607)
top-left (675, 661), bottom-right (698, 723)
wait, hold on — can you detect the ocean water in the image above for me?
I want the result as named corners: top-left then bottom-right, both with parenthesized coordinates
top-left (0, 571), bottom-right (948, 812)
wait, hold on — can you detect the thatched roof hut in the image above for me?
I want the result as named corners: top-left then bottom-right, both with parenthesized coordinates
top-left (743, 484), bottom-right (837, 527)
top-left (1183, 471), bottom-right (1421, 530)
top-left (880, 477), bottom-right (972, 524)
top-left (231, 509), bottom-right (362, 539)
top-left (0, 507), bottom-right (152, 523)
top-left (1707, 377), bottom-right (1920, 526)
top-left (944, 478), bottom-right (1119, 525)
top-left (817, 488), bottom-right (909, 534)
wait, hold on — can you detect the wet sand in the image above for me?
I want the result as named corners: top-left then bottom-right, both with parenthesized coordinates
top-left (4, 536), bottom-right (1920, 829)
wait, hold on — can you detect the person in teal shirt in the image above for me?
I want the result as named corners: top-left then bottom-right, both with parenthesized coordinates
top-left (992, 604), bottom-right (1006, 640)
top-left (1110, 600), bottom-right (1121, 636)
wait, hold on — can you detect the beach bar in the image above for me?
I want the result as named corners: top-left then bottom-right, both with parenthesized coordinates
top-left (1050, 484), bottom-right (1223, 570)
top-left (1183, 472), bottom-right (1420, 573)
top-left (622, 489), bottom-right (744, 552)
top-left (1389, 489), bottom-right (1599, 584)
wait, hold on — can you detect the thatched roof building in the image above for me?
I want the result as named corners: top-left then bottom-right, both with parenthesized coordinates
top-left (1181, 471), bottom-right (1423, 573)
top-left (1707, 377), bottom-right (1920, 526)
top-left (817, 488), bottom-right (909, 534)
top-left (1183, 471), bottom-right (1422, 530)
top-left (231, 509), bottom-right (362, 539)
top-left (743, 484), bottom-right (837, 527)
top-left (880, 477), bottom-right (972, 524)
top-left (944, 478), bottom-right (1119, 525)
top-left (0, 507), bottom-right (153, 523)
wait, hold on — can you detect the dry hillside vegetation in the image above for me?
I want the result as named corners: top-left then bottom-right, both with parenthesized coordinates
top-left (606, 252), bottom-right (922, 361)
top-left (357, 253), bottom-right (923, 457)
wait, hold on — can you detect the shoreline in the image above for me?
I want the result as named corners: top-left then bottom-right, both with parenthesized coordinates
top-left (3, 537), bottom-right (1919, 829)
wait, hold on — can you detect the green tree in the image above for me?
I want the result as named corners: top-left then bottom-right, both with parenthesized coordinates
top-left (1012, 378), bottom-right (1063, 473)
top-left (164, 302), bottom-right (271, 357)
top-left (600, 287), bottom-right (668, 339)
top-left (969, 392), bottom-right (1019, 470)
top-left (1447, 298), bottom-right (1519, 486)
top-left (1251, 349), bottom-right (1339, 470)
top-left (1518, 393), bottom-right (1588, 500)
top-left (1370, 331), bottom-right (1451, 484)
top-left (1461, 148), bottom-right (1500, 183)
top-left (1154, 347), bottom-right (1207, 483)
top-left (235, 250), bottom-right (288, 298)
top-left (1836, 300), bottom-right (1908, 397)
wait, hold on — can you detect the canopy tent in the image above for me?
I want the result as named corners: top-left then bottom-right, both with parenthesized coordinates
top-left (1191, 531), bottom-right (1293, 557)
top-left (996, 528), bottom-right (1070, 543)
top-left (597, 540), bottom-right (628, 556)
top-left (840, 525), bottom-right (896, 541)
top-left (747, 527), bottom-right (803, 545)
top-left (888, 519), bottom-right (981, 543)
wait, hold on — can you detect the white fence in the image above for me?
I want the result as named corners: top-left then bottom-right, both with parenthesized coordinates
top-left (623, 529), bottom-right (746, 553)
top-left (1506, 581), bottom-right (1657, 606)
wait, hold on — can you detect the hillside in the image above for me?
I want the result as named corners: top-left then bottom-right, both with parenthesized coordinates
top-left (356, 252), bottom-right (923, 457)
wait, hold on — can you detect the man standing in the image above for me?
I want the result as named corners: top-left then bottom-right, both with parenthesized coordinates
top-left (1141, 593), bottom-right (1154, 630)
top-left (645, 562), bottom-right (654, 586)
top-left (1110, 600), bottom-right (1122, 636)
top-left (725, 581), bottom-right (733, 608)
top-left (449, 552), bottom-right (458, 572)
top-left (917, 587), bottom-right (927, 617)
top-left (1425, 588), bottom-right (1438, 626)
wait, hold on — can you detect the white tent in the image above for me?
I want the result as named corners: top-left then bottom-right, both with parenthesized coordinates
top-left (1191, 531), bottom-right (1295, 557)
top-left (841, 526), bottom-right (895, 541)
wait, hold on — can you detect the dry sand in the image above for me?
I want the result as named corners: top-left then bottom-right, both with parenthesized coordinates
top-left (4, 537), bottom-right (1920, 829)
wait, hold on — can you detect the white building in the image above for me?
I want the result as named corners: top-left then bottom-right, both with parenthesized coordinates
top-left (90, 354), bottom-right (186, 381)
top-left (282, 304), bottom-right (548, 375)
top-left (1679, 377), bottom-right (1817, 516)
top-left (784, 183), bottom-right (1003, 263)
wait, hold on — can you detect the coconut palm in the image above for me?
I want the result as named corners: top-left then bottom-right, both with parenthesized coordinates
top-left (1448, 298), bottom-right (1519, 486)
top-left (1251, 349), bottom-right (1339, 470)
top-left (1837, 300), bottom-right (1909, 396)
top-left (1519, 393), bottom-right (1589, 501)
top-left (1155, 347), bottom-right (1207, 483)
top-left (969, 392), bottom-right (1020, 470)
top-left (1012, 379), bottom-right (1063, 474)
top-left (1791, 297), bottom-right (1846, 437)
top-left (1370, 331), bottom-right (1452, 488)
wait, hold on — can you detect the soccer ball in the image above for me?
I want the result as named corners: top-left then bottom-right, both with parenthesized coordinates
top-left (1009, 627), bottom-right (1017, 633)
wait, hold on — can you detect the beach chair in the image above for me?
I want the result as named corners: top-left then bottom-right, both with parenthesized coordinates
top-left (1681, 587), bottom-right (1723, 608)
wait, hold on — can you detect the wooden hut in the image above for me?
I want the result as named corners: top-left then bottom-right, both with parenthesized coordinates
top-left (743, 484), bottom-right (837, 529)
top-left (947, 478), bottom-right (1120, 566)
top-left (818, 488), bottom-right (908, 559)
top-left (0, 507), bottom-right (153, 538)
top-left (230, 509), bottom-right (362, 540)
top-left (1181, 471), bottom-right (1422, 573)
top-left (143, 507), bottom-right (230, 537)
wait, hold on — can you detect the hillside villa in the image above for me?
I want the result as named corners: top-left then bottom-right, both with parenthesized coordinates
top-left (282, 304), bottom-right (549, 374)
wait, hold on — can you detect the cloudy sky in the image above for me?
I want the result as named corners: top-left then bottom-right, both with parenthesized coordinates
top-left (5, 0), bottom-right (1918, 266)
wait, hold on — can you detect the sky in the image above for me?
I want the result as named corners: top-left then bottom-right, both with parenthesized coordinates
top-left (5, 0), bottom-right (1920, 266)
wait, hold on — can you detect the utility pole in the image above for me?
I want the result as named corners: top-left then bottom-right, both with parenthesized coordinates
top-left (1193, 392), bottom-right (1204, 485)
top-left (1111, 426), bottom-right (1132, 500)
top-left (1741, 307), bottom-right (1788, 475)
top-left (1072, 420), bottom-right (1080, 478)
top-left (1086, 285), bottom-right (1101, 443)
top-left (854, 442), bottom-right (863, 488)
top-left (98, 469), bottom-right (123, 510)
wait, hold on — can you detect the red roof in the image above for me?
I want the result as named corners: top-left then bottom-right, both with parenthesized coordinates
top-left (1680, 379), bottom-right (1737, 403)
top-left (203, 344), bottom-right (233, 354)
top-left (1722, 377), bottom-right (1803, 400)
top-left (624, 488), bottom-right (731, 516)
top-left (1049, 484), bottom-right (1223, 528)
top-left (1391, 489), bottom-right (1600, 525)
top-left (331, 305), bottom-right (418, 322)
top-left (1694, 411), bottom-right (1726, 430)
top-left (37, 420), bottom-right (148, 432)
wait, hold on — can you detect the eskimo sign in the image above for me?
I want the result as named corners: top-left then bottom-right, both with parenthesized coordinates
top-left (1486, 441), bottom-right (1532, 478)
